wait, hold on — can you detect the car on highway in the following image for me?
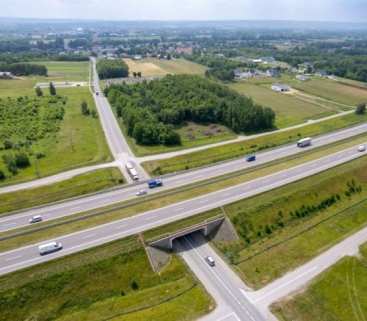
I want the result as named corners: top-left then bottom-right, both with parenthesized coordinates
top-left (96, 92), bottom-right (99, 96)
top-left (246, 155), bottom-right (256, 162)
top-left (358, 145), bottom-right (366, 152)
top-left (38, 241), bottom-right (63, 255)
top-left (29, 215), bottom-right (43, 224)
top-left (136, 189), bottom-right (147, 196)
top-left (148, 178), bottom-right (163, 189)
top-left (205, 256), bottom-right (215, 267)
top-left (297, 137), bottom-right (312, 148)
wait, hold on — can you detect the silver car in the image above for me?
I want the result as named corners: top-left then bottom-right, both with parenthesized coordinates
top-left (136, 189), bottom-right (147, 196)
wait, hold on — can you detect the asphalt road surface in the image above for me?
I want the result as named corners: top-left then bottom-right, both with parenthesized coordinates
top-left (0, 143), bottom-right (365, 276)
top-left (177, 233), bottom-right (266, 321)
top-left (0, 123), bottom-right (366, 233)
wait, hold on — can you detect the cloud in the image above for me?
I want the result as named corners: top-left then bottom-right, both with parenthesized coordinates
top-left (0, 0), bottom-right (365, 22)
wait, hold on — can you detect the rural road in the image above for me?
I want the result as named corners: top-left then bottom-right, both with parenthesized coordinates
top-left (0, 123), bottom-right (367, 233)
top-left (0, 142), bottom-right (365, 275)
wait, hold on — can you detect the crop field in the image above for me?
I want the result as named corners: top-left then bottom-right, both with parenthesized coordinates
top-left (0, 237), bottom-right (213, 321)
top-left (124, 58), bottom-right (207, 77)
top-left (272, 243), bottom-right (367, 321)
top-left (230, 82), bottom-right (337, 128)
top-left (0, 87), bottom-right (112, 186)
top-left (142, 112), bottom-right (367, 175)
top-left (211, 156), bottom-right (367, 289)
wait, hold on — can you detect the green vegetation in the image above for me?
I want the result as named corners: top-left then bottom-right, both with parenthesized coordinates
top-left (230, 81), bottom-right (337, 128)
top-left (0, 87), bottom-right (112, 186)
top-left (143, 112), bottom-right (367, 175)
top-left (211, 156), bottom-right (367, 289)
top-left (97, 59), bottom-right (129, 79)
top-left (106, 74), bottom-right (275, 147)
top-left (0, 236), bottom-right (213, 321)
top-left (272, 243), bottom-right (367, 321)
top-left (0, 167), bottom-right (123, 215)
top-left (0, 62), bottom-right (47, 76)
top-left (36, 60), bottom-right (90, 81)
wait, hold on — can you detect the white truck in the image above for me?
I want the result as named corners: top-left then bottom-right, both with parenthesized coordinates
top-left (126, 161), bottom-right (139, 181)
top-left (297, 137), bottom-right (312, 148)
top-left (38, 242), bottom-right (63, 255)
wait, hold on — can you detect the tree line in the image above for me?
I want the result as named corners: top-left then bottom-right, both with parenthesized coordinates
top-left (105, 75), bottom-right (275, 146)
top-left (0, 63), bottom-right (47, 76)
top-left (96, 59), bottom-right (129, 79)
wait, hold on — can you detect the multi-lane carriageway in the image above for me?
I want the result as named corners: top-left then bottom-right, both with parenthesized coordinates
top-left (1, 122), bottom-right (367, 234)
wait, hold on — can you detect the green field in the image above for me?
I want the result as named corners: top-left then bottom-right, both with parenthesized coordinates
top-left (272, 243), bottom-right (367, 321)
top-left (142, 112), bottom-right (367, 175)
top-left (34, 61), bottom-right (90, 81)
top-left (0, 167), bottom-right (123, 215)
top-left (124, 58), bottom-right (207, 77)
top-left (211, 156), bottom-right (367, 289)
top-left (0, 87), bottom-right (112, 186)
top-left (230, 82), bottom-right (337, 128)
top-left (0, 237), bottom-right (213, 321)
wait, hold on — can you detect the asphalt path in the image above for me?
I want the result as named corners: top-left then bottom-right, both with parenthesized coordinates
top-left (0, 123), bottom-right (367, 233)
top-left (177, 233), bottom-right (266, 321)
top-left (0, 143), bottom-right (365, 275)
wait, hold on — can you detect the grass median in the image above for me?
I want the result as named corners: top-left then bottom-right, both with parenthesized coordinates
top-left (1, 133), bottom-right (367, 253)
top-left (0, 236), bottom-right (213, 321)
top-left (0, 167), bottom-right (124, 216)
top-left (143, 112), bottom-right (367, 176)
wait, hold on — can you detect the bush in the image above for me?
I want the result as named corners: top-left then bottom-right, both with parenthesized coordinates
top-left (15, 153), bottom-right (30, 168)
top-left (0, 170), bottom-right (5, 180)
top-left (131, 280), bottom-right (139, 290)
top-left (3, 140), bottom-right (13, 150)
top-left (355, 103), bottom-right (366, 115)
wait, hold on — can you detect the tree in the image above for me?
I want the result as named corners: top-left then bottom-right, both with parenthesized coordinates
top-left (131, 280), bottom-right (139, 290)
top-left (81, 101), bottom-right (90, 116)
top-left (15, 153), bottom-right (30, 168)
top-left (35, 86), bottom-right (43, 97)
top-left (49, 82), bottom-right (57, 96)
top-left (2, 154), bottom-right (17, 175)
top-left (356, 103), bottom-right (366, 115)
top-left (0, 170), bottom-right (5, 180)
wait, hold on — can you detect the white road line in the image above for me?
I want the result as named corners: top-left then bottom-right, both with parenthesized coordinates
top-left (81, 234), bottom-right (96, 240)
top-left (5, 255), bottom-right (22, 262)
top-left (216, 312), bottom-right (240, 321)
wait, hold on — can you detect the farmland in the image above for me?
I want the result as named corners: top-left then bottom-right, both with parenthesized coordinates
top-left (0, 236), bottom-right (213, 321)
top-left (272, 243), bottom-right (367, 321)
top-left (211, 155), bottom-right (367, 289)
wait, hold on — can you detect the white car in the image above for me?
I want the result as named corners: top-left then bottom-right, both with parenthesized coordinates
top-left (205, 256), bottom-right (215, 267)
top-left (136, 189), bottom-right (147, 196)
top-left (358, 145), bottom-right (366, 152)
top-left (29, 215), bottom-right (43, 224)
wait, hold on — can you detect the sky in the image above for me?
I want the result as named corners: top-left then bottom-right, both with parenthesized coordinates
top-left (1, 0), bottom-right (366, 22)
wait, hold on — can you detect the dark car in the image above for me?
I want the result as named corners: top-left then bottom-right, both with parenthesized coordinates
top-left (148, 178), bottom-right (163, 189)
top-left (246, 155), bottom-right (256, 162)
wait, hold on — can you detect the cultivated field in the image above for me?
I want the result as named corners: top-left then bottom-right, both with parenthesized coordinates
top-left (34, 60), bottom-right (90, 81)
top-left (272, 243), bottom-right (367, 321)
top-left (0, 237), bottom-right (213, 321)
top-left (124, 58), bottom-right (207, 77)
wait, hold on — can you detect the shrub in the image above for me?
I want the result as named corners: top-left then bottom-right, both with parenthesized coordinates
top-left (0, 170), bottom-right (5, 180)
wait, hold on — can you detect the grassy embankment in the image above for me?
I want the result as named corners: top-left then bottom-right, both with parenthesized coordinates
top-left (143, 112), bottom-right (367, 175)
top-left (2, 132), bottom-right (367, 253)
top-left (0, 168), bottom-right (123, 215)
top-left (0, 236), bottom-right (213, 321)
top-left (208, 156), bottom-right (367, 289)
top-left (0, 60), bottom-right (112, 186)
top-left (272, 243), bottom-right (367, 321)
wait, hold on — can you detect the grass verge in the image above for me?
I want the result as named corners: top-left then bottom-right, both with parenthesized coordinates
top-left (0, 167), bottom-right (124, 215)
top-left (142, 112), bottom-right (367, 176)
top-left (1, 132), bottom-right (367, 252)
top-left (271, 243), bottom-right (367, 321)
top-left (0, 236), bottom-right (213, 321)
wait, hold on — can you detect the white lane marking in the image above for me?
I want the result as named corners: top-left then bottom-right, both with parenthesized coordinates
top-left (4, 255), bottom-right (22, 262)
top-left (81, 234), bottom-right (96, 240)
top-left (216, 312), bottom-right (240, 321)
top-left (69, 206), bottom-right (84, 212)
top-left (251, 265), bottom-right (319, 304)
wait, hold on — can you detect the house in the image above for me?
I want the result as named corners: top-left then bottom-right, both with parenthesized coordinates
top-left (266, 69), bottom-right (281, 78)
top-left (296, 74), bottom-right (310, 81)
top-left (271, 83), bottom-right (291, 92)
top-left (0, 71), bottom-right (13, 79)
top-left (316, 70), bottom-right (328, 77)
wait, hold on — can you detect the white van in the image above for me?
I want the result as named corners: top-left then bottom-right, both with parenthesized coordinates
top-left (38, 242), bottom-right (63, 255)
top-left (29, 215), bottom-right (43, 224)
top-left (297, 137), bottom-right (312, 148)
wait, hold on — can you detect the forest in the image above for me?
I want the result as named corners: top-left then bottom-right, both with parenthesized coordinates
top-left (105, 75), bottom-right (275, 146)
top-left (0, 63), bottom-right (47, 76)
top-left (96, 59), bottom-right (129, 79)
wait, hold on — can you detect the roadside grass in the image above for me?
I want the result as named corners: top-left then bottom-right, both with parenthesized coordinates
top-left (0, 167), bottom-right (124, 215)
top-left (0, 87), bottom-right (112, 186)
top-left (271, 243), bottom-right (367, 321)
top-left (2, 132), bottom-right (367, 252)
top-left (229, 82), bottom-right (337, 128)
top-left (119, 120), bottom-right (237, 157)
top-left (212, 155), bottom-right (367, 289)
top-left (142, 112), bottom-right (367, 176)
top-left (0, 236), bottom-right (213, 321)
top-left (124, 58), bottom-right (206, 77)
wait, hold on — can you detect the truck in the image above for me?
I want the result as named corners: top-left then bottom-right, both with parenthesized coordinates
top-left (126, 161), bottom-right (139, 181)
top-left (148, 178), bottom-right (163, 189)
top-left (38, 241), bottom-right (63, 255)
top-left (297, 137), bottom-right (312, 148)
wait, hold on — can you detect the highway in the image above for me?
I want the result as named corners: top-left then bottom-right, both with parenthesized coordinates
top-left (0, 142), bottom-right (365, 276)
top-left (0, 123), bottom-right (367, 233)
top-left (176, 233), bottom-right (265, 321)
